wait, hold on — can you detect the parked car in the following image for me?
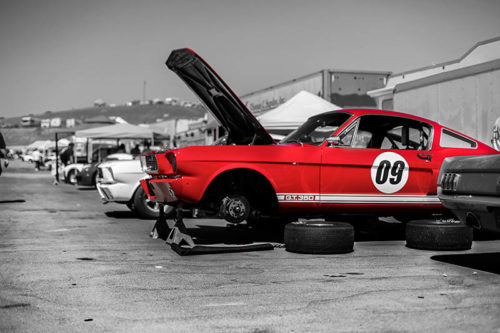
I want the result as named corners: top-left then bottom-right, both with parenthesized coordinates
top-left (21, 153), bottom-right (35, 163)
top-left (140, 48), bottom-right (498, 226)
top-left (76, 153), bottom-right (134, 187)
top-left (438, 154), bottom-right (500, 233)
top-left (96, 159), bottom-right (174, 219)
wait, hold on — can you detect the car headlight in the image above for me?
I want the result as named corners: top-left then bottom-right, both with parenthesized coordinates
top-left (140, 155), bottom-right (147, 172)
top-left (140, 154), bottom-right (158, 173)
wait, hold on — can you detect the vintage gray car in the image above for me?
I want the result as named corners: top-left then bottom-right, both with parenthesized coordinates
top-left (438, 154), bottom-right (500, 233)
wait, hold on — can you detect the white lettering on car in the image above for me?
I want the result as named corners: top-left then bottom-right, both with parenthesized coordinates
top-left (284, 194), bottom-right (315, 201)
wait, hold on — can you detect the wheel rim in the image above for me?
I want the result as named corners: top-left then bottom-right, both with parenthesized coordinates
top-left (143, 192), bottom-right (159, 213)
top-left (69, 172), bottom-right (77, 184)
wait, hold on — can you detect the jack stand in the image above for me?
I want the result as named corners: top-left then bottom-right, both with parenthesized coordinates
top-left (166, 205), bottom-right (195, 247)
top-left (152, 204), bottom-right (275, 256)
top-left (150, 203), bottom-right (171, 240)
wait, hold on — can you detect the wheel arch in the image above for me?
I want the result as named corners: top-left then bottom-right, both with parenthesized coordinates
top-left (200, 167), bottom-right (279, 215)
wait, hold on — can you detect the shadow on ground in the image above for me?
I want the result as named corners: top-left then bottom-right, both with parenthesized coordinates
top-left (105, 211), bottom-right (149, 220)
top-left (76, 187), bottom-right (97, 191)
top-left (186, 219), bottom-right (408, 245)
top-left (191, 225), bottom-right (285, 244)
top-left (431, 252), bottom-right (500, 275)
top-left (0, 199), bottom-right (26, 204)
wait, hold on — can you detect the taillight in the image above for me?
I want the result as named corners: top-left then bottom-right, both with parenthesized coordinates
top-left (442, 173), bottom-right (460, 192)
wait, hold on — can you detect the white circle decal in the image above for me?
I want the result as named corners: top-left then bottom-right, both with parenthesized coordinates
top-left (370, 152), bottom-right (409, 194)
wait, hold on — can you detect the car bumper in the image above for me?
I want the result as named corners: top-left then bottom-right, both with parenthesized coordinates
top-left (141, 178), bottom-right (182, 203)
top-left (96, 182), bottom-right (137, 203)
top-left (439, 192), bottom-right (500, 233)
top-left (76, 173), bottom-right (93, 186)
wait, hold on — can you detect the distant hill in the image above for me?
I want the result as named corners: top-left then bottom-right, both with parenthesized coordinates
top-left (2, 127), bottom-right (62, 146)
top-left (2, 103), bottom-right (206, 127)
top-left (1, 103), bottom-right (206, 147)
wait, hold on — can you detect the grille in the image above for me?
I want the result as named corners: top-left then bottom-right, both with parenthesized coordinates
top-left (97, 168), bottom-right (103, 178)
top-left (145, 154), bottom-right (158, 172)
top-left (102, 188), bottom-right (113, 200)
top-left (442, 173), bottom-right (460, 192)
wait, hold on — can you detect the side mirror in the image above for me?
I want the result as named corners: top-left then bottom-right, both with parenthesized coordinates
top-left (326, 136), bottom-right (341, 147)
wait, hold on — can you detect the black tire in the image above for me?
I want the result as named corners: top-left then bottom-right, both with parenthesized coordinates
top-left (66, 169), bottom-right (77, 185)
top-left (92, 172), bottom-right (98, 187)
top-left (284, 221), bottom-right (354, 254)
top-left (133, 186), bottom-right (160, 219)
top-left (132, 187), bottom-right (174, 219)
top-left (405, 220), bottom-right (473, 251)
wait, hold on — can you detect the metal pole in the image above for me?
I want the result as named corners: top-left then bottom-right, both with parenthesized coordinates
top-left (55, 132), bottom-right (59, 182)
top-left (87, 138), bottom-right (90, 163)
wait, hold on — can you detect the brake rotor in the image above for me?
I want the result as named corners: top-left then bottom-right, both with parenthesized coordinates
top-left (220, 195), bottom-right (250, 224)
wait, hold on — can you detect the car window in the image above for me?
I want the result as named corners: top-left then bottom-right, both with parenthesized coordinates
top-left (352, 130), bottom-right (372, 148)
top-left (339, 123), bottom-right (356, 146)
top-left (338, 115), bottom-right (432, 150)
top-left (440, 128), bottom-right (477, 149)
top-left (281, 112), bottom-right (352, 146)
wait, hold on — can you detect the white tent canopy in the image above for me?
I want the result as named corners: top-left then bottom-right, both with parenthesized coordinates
top-left (74, 123), bottom-right (164, 141)
top-left (27, 140), bottom-right (53, 150)
top-left (257, 90), bottom-right (341, 130)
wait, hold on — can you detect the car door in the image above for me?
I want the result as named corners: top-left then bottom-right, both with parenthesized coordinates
top-left (319, 114), bottom-right (439, 212)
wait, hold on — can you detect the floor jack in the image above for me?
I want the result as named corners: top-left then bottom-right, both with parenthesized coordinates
top-left (151, 203), bottom-right (274, 256)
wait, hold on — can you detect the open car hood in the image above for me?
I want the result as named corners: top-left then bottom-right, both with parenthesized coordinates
top-left (166, 48), bottom-right (275, 145)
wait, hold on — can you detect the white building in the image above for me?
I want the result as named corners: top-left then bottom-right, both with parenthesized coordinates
top-left (241, 69), bottom-right (390, 117)
top-left (41, 119), bottom-right (50, 128)
top-left (66, 118), bottom-right (75, 128)
top-left (368, 37), bottom-right (500, 146)
top-left (50, 117), bottom-right (62, 128)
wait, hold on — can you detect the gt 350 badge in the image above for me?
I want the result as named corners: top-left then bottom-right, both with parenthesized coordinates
top-left (370, 152), bottom-right (409, 194)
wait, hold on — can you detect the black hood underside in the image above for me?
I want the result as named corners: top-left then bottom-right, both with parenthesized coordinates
top-left (166, 48), bottom-right (275, 145)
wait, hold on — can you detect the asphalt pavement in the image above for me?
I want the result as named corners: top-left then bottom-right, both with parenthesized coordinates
top-left (1, 159), bottom-right (499, 332)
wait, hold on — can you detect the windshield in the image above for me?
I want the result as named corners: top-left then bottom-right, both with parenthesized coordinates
top-left (280, 112), bottom-right (352, 146)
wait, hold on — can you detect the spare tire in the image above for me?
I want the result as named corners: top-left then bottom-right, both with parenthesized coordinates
top-left (406, 220), bottom-right (473, 251)
top-left (284, 221), bottom-right (354, 254)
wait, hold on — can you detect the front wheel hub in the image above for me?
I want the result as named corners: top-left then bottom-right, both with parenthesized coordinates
top-left (220, 195), bottom-right (250, 223)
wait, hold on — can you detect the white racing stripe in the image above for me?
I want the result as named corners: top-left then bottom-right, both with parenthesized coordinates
top-left (276, 193), bottom-right (441, 204)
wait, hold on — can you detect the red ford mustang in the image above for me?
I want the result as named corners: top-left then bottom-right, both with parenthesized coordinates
top-left (140, 48), bottom-right (498, 224)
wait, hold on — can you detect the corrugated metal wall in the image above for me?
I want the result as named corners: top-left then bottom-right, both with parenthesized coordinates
top-left (394, 69), bottom-right (500, 145)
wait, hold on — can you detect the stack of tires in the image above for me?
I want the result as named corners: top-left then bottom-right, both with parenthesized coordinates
top-left (284, 220), bottom-right (354, 254)
top-left (405, 220), bottom-right (473, 251)
top-left (283, 219), bottom-right (473, 254)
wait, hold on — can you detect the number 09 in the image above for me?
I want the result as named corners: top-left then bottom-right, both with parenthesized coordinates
top-left (375, 160), bottom-right (405, 185)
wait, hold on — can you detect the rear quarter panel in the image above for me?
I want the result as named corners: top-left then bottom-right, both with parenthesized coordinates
top-left (430, 124), bottom-right (498, 193)
top-left (102, 159), bottom-right (144, 200)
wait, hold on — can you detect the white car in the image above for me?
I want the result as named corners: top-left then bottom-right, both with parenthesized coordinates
top-left (96, 159), bottom-right (173, 219)
top-left (55, 153), bottom-right (134, 185)
top-left (21, 154), bottom-right (35, 163)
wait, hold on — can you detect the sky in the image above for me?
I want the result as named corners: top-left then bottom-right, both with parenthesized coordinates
top-left (1, 0), bottom-right (499, 118)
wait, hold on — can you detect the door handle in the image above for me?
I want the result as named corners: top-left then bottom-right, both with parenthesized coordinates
top-left (417, 153), bottom-right (432, 161)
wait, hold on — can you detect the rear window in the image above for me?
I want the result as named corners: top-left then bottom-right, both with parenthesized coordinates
top-left (440, 129), bottom-right (477, 149)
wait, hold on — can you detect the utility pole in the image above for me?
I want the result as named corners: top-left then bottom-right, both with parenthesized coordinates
top-left (142, 80), bottom-right (147, 103)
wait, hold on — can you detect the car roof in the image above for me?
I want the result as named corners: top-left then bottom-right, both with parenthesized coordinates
top-left (323, 108), bottom-right (442, 127)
